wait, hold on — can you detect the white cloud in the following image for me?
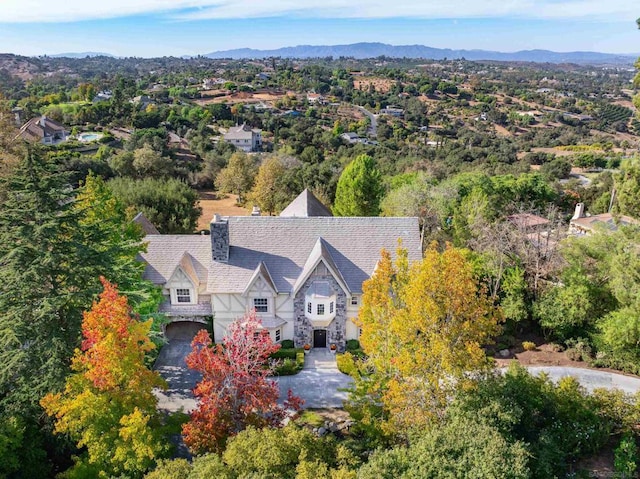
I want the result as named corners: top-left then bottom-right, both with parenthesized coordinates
top-left (0, 0), bottom-right (636, 23)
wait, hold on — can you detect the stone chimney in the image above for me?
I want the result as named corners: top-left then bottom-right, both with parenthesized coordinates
top-left (572, 203), bottom-right (586, 220)
top-left (210, 214), bottom-right (229, 262)
top-left (251, 206), bottom-right (261, 216)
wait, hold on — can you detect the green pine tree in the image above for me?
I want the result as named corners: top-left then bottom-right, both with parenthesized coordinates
top-left (332, 154), bottom-right (383, 216)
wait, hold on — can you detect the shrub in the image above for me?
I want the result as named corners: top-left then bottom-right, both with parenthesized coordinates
top-left (272, 351), bottom-right (304, 376)
top-left (346, 339), bottom-right (360, 351)
top-left (614, 432), bottom-right (638, 478)
top-left (565, 338), bottom-right (592, 362)
top-left (522, 341), bottom-right (537, 352)
top-left (271, 348), bottom-right (298, 360)
top-left (280, 339), bottom-right (294, 349)
top-left (337, 352), bottom-right (361, 377)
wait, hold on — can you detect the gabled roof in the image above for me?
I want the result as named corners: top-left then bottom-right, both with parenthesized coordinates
top-left (242, 261), bottom-right (278, 296)
top-left (141, 217), bottom-right (422, 295)
top-left (293, 237), bottom-right (349, 296)
top-left (571, 213), bottom-right (639, 232)
top-left (171, 252), bottom-right (201, 287)
top-left (224, 123), bottom-right (260, 140)
top-left (280, 189), bottom-right (333, 217)
top-left (18, 116), bottom-right (66, 142)
top-left (133, 212), bottom-right (160, 235)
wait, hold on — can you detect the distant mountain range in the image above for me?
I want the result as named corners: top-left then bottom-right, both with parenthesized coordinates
top-left (49, 52), bottom-right (115, 58)
top-left (203, 42), bottom-right (637, 65)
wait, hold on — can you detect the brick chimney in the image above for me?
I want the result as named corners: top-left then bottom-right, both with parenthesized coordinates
top-left (210, 214), bottom-right (229, 262)
top-left (572, 203), bottom-right (586, 220)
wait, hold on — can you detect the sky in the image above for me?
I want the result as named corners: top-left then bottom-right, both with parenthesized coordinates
top-left (0, 0), bottom-right (638, 57)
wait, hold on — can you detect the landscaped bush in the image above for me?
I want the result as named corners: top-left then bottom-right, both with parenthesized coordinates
top-left (565, 338), bottom-right (593, 362)
top-left (337, 352), bottom-right (364, 377)
top-left (271, 350), bottom-right (304, 376)
top-left (280, 339), bottom-right (294, 349)
top-left (522, 341), bottom-right (537, 351)
top-left (346, 339), bottom-right (360, 351)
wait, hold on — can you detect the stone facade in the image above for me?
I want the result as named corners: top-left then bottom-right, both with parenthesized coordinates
top-left (210, 217), bottom-right (229, 262)
top-left (293, 264), bottom-right (347, 352)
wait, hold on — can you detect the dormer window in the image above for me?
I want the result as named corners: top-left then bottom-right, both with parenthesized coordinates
top-left (254, 297), bottom-right (268, 313)
top-left (176, 288), bottom-right (191, 303)
top-left (317, 304), bottom-right (325, 315)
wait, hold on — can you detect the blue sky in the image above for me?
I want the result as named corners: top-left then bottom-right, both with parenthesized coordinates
top-left (0, 1), bottom-right (638, 57)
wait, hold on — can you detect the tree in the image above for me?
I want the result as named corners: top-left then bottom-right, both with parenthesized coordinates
top-left (132, 144), bottom-right (173, 179)
top-left (248, 154), bottom-right (293, 215)
top-left (353, 245), bottom-right (502, 434)
top-left (333, 154), bottom-right (384, 216)
top-left (182, 311), bottom-right (302, 454)
top-left (215, 152), bottom-right (257, 203)
top-left (108, 177), bottom-right (201, 233)
top-left (41, 278), bottom-right (167, 478)
top-left (613, 158), bottom-right (640, 218)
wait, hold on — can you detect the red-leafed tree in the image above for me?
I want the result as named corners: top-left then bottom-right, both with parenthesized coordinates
top-left (183, 311), bottom-right (302, 454)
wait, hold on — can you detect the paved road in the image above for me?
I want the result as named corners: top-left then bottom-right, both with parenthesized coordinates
top-left (522, 366), bottom-right (640, 394)
top-left (355, 106), bottom-right (378, 138)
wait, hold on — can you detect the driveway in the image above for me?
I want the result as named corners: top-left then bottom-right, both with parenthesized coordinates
top-left (522, 366), bottom-right (640, 394)
top-left (154, 326), bottom-right (353, 412)
top-left (275, 349), bottom-right (353, 408)
top-left (154, 322), bottom-right (204, 413)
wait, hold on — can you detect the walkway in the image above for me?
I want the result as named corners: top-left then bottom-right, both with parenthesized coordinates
top-left (522, 366), bottom-right (640, 395)
top-left (275, 349), bottom-right (353, 408)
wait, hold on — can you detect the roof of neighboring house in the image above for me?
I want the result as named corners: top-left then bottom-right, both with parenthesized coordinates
top-left (570, 213), bottom-right (639, 232)
top-left (507, 213), bottom-right (550, 229)
top-left (141, 216), bottom-right (421, 295)
top-left (280, 189), bottom-right (333, 218)
top-left (224, 123), bottom-right (261, 140)
top-left (133, 212), bottom-right (161, 235)
top-left (18, 116), bottom-right (66, 142)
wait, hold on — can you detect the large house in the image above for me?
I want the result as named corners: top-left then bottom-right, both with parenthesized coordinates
top-left (569, 203), bottom-right (639, 235)
top-left (18, 116), bottom-right (68, 144)
top-left (223, 123), bottom-right (262, 152)
top-left (139, 190), bottom-right (421, 351)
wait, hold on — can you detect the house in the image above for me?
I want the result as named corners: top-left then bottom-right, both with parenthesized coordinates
top-left (223, 123), bottom-right (262, 152)
top-left (507, 213), bottom-right (550, 233)
top-left (17, 116), bottom-right (69, 144)
top-left (92, 90), bottom-right (112, 103)
top-left (569, 203), bottom-right (639, 235)
top-left (202, 78), bottom-right (227, 90)
top-left (139, 190), bottom-right (421, 351)
top-left (131, 95), bottom-right (154, 109)
top-left (340, 132), bottom-right (361, 144)
top-left (379, 107), bottom-right (404, 118)
top-left (306, 93), bottom-right (325, 105)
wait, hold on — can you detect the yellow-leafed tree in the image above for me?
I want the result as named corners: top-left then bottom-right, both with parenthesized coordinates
top-left (356, 244), bottom-right (502, 433)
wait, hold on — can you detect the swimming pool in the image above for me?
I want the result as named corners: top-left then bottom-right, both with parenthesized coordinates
top-left (78, 132), bottom-right (103, 142)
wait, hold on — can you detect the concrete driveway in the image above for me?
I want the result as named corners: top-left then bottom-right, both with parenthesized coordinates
top-left (154, 325), bottom-right (353, 412)
top-left (275, 349), bottom-right (353, 408)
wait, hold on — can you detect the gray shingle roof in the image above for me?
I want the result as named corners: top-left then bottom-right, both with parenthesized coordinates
top-left (279, 189), bottom-right (333, 217)
top-left (141, 217), bottom-right (420, 295)
top-left (133, 212), bottom-right (160, 235)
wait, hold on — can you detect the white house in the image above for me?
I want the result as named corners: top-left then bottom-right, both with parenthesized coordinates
top-left (223, 123), bottom-right (262, 152)
top-left (139, 190), bottom-right (421, 351)
top-left (569, 203), bottom-right (639, 236)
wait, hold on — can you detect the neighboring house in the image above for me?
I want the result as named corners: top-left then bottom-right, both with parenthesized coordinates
top-left (340, 132), bottom-right (361, 144)
top-left (17, 116), bottom-right (69, 144)
top-left (92, 90), bottom-right (112, 103)
top-left (139, 190), bottom-right (421, 351)
top-left (569, 203), bottom-right (639, 235)
top-left (306, 93), bottom-right (325, 105)
top-left (131, 95), bottom-right (154, 109)
top-left (223, 123), bottom-right (262, 152)
top-left (507, 213), bottom-right (551, 233)
top-left (202, 78), bottom-right (227, 90)
top-left (379, 107), bottom-right (404, 118)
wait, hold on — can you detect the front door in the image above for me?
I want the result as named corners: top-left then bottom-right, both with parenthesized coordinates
top-left (313, 329), bottom-right (327, 348)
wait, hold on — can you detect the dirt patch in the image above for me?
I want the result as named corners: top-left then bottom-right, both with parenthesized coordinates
top-left (353, 77), bottom-right (394, 94)
top-left (197, 192), bottom-right (248, 230)
top-left (308, 408), bottom-right (351, 423)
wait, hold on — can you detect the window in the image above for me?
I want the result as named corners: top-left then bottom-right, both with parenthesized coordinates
top-left (275, 329), bottom-right (281, 342)
top-left (317, 304), bottom-right (325, 315)
top-left (253, 298), bottom-right (268, 313)
top-left (329, 302), bottom-right (334, 314)
top-left (176, 288), bottom-right (191, 303)
top-left (307, 302), bottom-right (312, 314)
top-left (351, 296), bottom-right (358, 306)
